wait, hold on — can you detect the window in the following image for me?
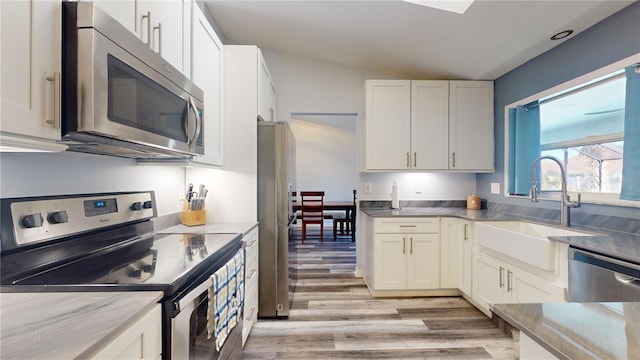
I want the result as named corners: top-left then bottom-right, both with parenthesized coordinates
top-left (504, 54), bottom-right (640, 206)
top-left (538, 72), bottom-right (625, 194)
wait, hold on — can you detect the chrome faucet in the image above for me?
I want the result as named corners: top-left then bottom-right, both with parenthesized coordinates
top-left (530, 155), bottom-right (580, 227)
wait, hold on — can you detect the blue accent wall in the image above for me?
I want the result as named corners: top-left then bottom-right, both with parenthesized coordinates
top-left (477, 2), bottom-right (640, 218)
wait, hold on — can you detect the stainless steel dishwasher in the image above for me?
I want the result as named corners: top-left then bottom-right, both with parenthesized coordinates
top-left (568, 246), bottom-right (640, 302)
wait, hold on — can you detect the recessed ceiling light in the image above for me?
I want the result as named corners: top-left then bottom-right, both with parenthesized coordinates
top-left (551, 30), bottom-right (574, 40)
top-left (403, 0), bottom-right (474, 15)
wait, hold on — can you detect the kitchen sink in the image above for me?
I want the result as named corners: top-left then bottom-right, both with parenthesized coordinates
top-left (475, 221), bottom-right (593, 271)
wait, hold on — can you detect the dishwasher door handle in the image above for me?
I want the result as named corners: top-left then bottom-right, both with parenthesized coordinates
top-left (615, 273), bottom-right (640, 288)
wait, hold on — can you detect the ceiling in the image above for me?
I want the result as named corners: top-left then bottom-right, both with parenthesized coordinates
top-left (203, 0), bottom-right (634, 80)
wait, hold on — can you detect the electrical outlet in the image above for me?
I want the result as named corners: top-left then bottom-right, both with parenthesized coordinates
top-left (415, 183), bottom-right (422, 194)
top-left (364, 183), bottom-right (372, 194)
top-left (491, 182), bottom-right (500, 195)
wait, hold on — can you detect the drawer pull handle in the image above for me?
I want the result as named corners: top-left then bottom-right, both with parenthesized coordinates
top-left (399, 225), bottom-right (417, 228)
top-left (247, 269), bottom-right (257, 280)
top-left (246, 238), bottom-right (258, 248)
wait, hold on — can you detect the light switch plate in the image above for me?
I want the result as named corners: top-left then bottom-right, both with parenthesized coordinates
top-left (491, 182), bottom-right (500, 195)
top-left (364, 183), bottom-right (372, 194)
top-left (415, 183), bottom-right (422, 194)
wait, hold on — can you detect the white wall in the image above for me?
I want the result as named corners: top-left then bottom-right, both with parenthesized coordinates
top-left (359, 172), bottom-right (476, 201)
top-left (0, 152), bottom-right (185, 216)
top-left (290, 115), bottom-right (357, 201)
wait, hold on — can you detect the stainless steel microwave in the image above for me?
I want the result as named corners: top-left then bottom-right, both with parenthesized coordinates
top-left (61, 2), bottom-right (204, 159)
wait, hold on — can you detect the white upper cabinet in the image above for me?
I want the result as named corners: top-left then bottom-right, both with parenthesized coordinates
top-left (411, 80), bottom-right (450, 169)
top-left (190, 3), bottom-right (223, 166)
top-left (0, 0), bottom-right (67, 151)
top-left (449, 81), bottom-right (494, 171)
top-left (137, 0), bottom-right (186, 74)
top-left (363, 80), bottom-right (411, 170)
top-left (92, 0), bottom-right (136, 34)
top-left (362, 79), bottom-right (494, 172)
top-left (257, 51), bottom-right (277, 121)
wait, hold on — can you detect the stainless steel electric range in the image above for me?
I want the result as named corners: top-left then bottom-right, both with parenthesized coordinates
top-left (0, 191), bottom-right (243, 359)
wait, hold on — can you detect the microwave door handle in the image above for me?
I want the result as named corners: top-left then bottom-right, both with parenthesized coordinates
top-left (187, 96), bottom-right (202, 148)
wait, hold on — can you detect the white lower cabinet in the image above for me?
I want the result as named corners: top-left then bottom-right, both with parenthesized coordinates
top-left (440, 218), bottom-right (473, 294)
top-left (375, 233), bottom-right (440, 290)
top-left (242, 227), bottom-right (259, 346)
top-left (473, 251), bottom-right (565, 316)
top-left (90, 304), bottom-right (162, 360)
top-left (364, 217), bottom-right (456, 297)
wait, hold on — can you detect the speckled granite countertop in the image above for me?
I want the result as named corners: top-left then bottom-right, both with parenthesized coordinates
top-left (360, 207), bottom-right (640, 264)
top-left (157, 221), bottom-right (258, 236)
top-left (492, 302), bottom-right (640, 360)
top-left (0, 291), bottom-right (162, 359)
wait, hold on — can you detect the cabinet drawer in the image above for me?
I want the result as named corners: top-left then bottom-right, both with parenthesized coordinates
top-left (375, 218), bottom-right (440, 233)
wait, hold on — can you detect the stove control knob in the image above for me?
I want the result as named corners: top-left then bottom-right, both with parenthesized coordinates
top-left (143, 200), bottom-right (153, 209)
top-left (47, 210), bottom-right (69, 224)
top-left (130, 202), bottom-right (142, 211)
top-left (20, 213), bottom-right (44, 229)
top-left (129, 269), bottom-right (142, 279)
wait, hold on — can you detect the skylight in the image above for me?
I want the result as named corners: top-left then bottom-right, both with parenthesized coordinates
top-left (403, 0), bottom-right (474, 14)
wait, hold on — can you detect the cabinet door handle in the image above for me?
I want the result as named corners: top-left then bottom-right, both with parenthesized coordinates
top-left (142, 11), bottom-right (151, 46)
top-left (413, 152), bottom-right (417, 167)
top-left (410, 237), bottom-right (413, 254)
top-left (499, 266), bottom-right (504, 288)
top-left (507, 270), bottom-right (513, 292)
top-left (153, 23), bottom-right (162, 54)
top-left (463, 224), bottom-right (468, 240)
top-left (452, 152), bottom-right (456, 168)
top-left (406, 152), bottom-right (410, 168)
top-left (46, 72), bottom-right (60, 129)
top-left (403, 237), bottom-right (406, 254)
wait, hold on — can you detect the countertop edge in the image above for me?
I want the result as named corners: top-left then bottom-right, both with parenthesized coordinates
top-left (490, 305), bottom-right (571, 360)
top-left (78, 291), bottom-right (164, 358)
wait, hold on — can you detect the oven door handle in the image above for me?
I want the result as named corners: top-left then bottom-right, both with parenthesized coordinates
top-left (173, 275), bottom-right (214, 315)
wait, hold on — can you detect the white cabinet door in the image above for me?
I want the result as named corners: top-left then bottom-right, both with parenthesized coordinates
top-left (93, 0), bottom-right (136, 34)
top-left (407, 233), bottom-right (440, 289)
top-left (90, 305), bottom-right (162, 360)
top-left (449, 81), bottom-right (494, 171)
top-left (474, 252), bottom-right (508, 312)
top-left (458, 220), bottom-right (473, 296)
top-left (439, 218), bottom-right (459, 289)
top-left (374, 234), bottom-right (407, 290)
top-left (411, 80), bottom-right (449, 169)
top-left (364, 80), bottom-right (411, 170)
top-left (513, 268), bottom-right (565, 303)
top-left (190, 3), bottom-right (223, 166)
top-left (136, 0), bottom-right (186, 74)
top-left (1, 0), bottom-right (61, 142)
top-left (257, 50), bottom-right (276, 121)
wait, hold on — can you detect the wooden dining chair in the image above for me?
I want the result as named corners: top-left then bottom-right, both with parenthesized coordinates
top-left (300, 191), bottom-right (329, 243)
top-left (333, 189), bottom-right (356, 241)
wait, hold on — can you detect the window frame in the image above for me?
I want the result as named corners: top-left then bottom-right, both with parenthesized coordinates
top-left (503, 53), bottom-right (640, 208)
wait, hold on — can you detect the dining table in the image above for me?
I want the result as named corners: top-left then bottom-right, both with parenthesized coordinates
top-left (293, 201), bottom-right (356, 242)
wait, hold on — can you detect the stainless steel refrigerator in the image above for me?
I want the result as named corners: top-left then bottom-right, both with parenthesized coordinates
top-left (257, 121), bottom-right (296, 318)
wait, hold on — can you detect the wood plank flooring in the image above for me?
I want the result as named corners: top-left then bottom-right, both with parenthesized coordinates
top-left (242, 227), bottom-right (515, 359)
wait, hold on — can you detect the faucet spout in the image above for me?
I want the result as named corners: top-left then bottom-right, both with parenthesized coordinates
top-left (529, 155), bottom-right (580, 227)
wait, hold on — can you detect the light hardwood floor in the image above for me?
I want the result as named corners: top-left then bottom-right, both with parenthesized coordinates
top-left (242, 227), bottom-right (515, 359)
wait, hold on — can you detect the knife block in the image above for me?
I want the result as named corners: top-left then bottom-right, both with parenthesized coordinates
top-left (181, 200), bottom-right (206, 226)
